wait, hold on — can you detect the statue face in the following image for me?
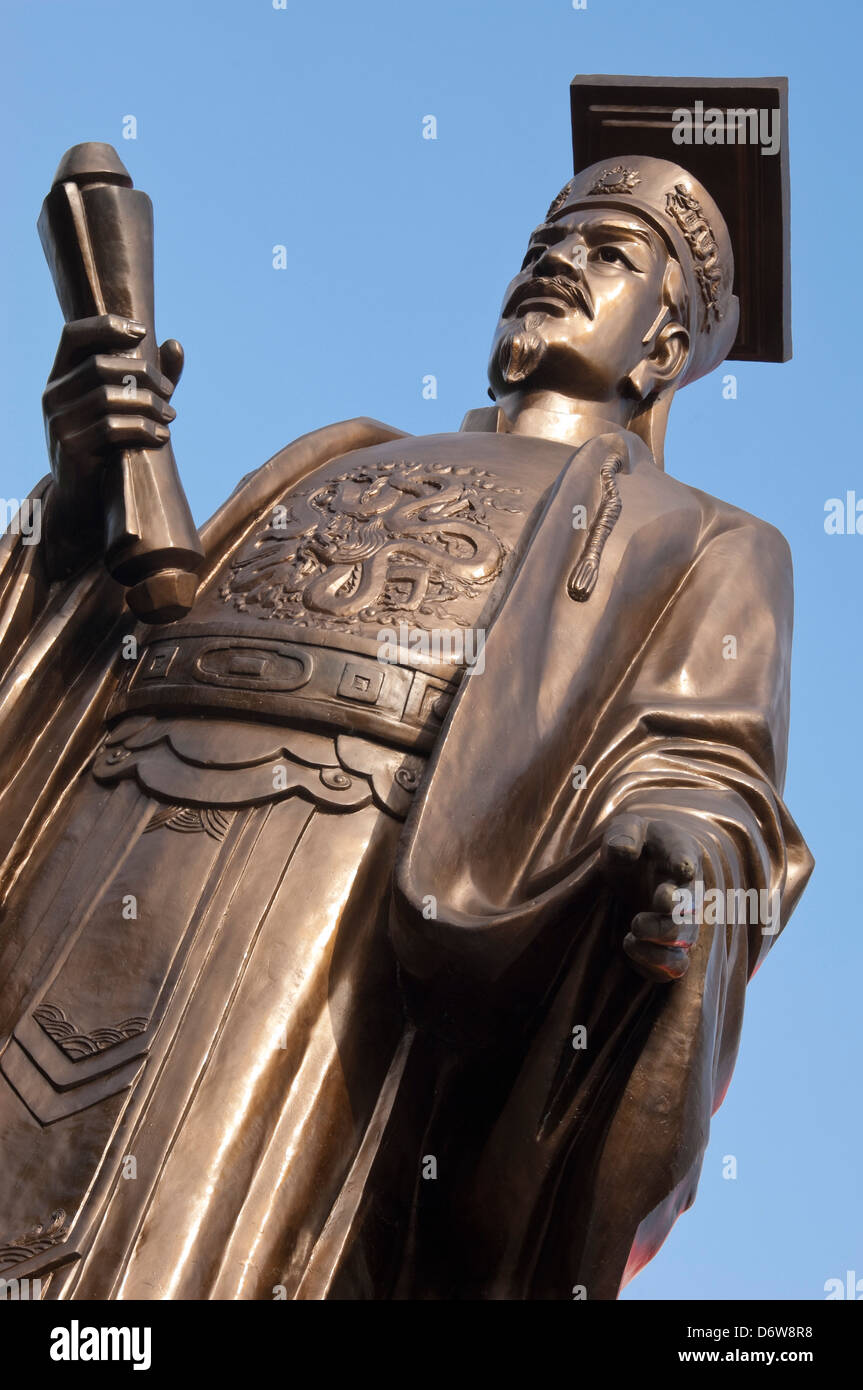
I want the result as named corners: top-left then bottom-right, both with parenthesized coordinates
top-left (488, 206), bottom-right (681, 403)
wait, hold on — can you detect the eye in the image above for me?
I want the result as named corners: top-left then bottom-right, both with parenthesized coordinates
top-left (520, 245), bottom-right (544, 270)
top-left (595, 244), bottom-right (636, 269)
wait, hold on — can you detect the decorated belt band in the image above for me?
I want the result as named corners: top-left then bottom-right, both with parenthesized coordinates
top-left (108, 631), bottom-right (460, 752)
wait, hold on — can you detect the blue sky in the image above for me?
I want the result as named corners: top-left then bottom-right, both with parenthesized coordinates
top-left (1, 0), bottom-right (860, 1300)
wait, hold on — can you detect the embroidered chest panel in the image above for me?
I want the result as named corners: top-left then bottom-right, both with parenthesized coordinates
top-left (215, 455), bottom-right (525, 634)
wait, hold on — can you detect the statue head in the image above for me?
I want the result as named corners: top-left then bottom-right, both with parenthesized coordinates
top-left (488, 156), bottom-right (739, 458)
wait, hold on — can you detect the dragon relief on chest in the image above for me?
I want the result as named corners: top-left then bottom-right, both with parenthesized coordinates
top-left (219, 458), bottom-right (524, 629)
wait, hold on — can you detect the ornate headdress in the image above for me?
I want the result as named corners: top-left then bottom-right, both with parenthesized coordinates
top-left (542, 155), bottom-right (739, 388)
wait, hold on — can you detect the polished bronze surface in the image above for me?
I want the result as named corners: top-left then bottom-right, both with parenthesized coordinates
top-left (0, 81), bottom-right (811, 1300)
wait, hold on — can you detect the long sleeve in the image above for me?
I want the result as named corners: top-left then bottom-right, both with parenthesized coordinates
top-left (388, 431), bottom-right (813, 1297)
top-left (392, 433), bottom-right (811, 1000)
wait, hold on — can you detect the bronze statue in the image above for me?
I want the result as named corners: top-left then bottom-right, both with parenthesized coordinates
top-left (0, 88), bottom-right (812, 1299)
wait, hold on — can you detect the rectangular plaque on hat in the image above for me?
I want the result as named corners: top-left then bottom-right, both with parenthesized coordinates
top-left (570, 75), bottom-right (790, 363)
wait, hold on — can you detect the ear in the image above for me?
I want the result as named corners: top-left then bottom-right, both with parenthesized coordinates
top-left (626, 321), bottom-right (689, 400)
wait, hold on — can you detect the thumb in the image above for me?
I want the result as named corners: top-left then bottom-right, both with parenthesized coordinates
top-left (603, 811), bottom-right (642, 861)
top-left (601, 812), bottom-right (647, 873)
top-left (158, 338), bottom-right (185, 392)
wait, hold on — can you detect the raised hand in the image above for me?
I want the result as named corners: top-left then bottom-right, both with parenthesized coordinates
top-left (41, 314), bottom-right (183, 569)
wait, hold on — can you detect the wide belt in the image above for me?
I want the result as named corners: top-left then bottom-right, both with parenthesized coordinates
top-left (108, 627), bottom-right (460, 752)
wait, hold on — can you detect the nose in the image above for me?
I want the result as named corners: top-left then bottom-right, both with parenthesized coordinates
top-left (535, 234), bottom-right (585, 278)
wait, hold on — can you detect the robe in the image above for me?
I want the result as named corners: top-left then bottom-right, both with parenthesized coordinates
top-left (0, 413), bottom-right (812, 1299)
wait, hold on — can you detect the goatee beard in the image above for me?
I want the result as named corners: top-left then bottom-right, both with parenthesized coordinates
top-left (495, 312), bottom-right (548, 385)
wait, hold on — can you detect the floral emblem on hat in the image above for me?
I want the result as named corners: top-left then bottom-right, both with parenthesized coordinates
top-left (587, 165), bottom-right (641, 196)
top-left (544, 178), bottom-right (576, 222)
top-left (544, 165), bottom-right (642, 222)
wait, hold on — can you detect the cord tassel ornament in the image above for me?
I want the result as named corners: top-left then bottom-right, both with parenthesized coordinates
top-left (567, 449), bottom-right (624, 601)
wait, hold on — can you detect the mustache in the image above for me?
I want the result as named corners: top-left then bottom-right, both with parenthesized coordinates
top-left (504, 272), bottom-right (594, 320)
